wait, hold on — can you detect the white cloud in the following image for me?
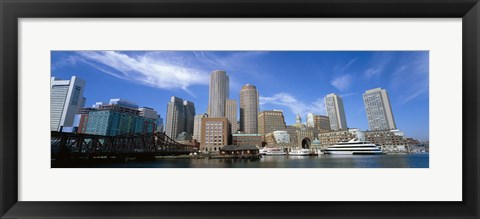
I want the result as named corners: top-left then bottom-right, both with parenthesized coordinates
top-left (259, 93), bottom-right (325, 118)
top-left (76, 51), bottom-right (210, 92)
top-left (364, 68), bottom-right (382, 78)
top-left (331, 74), bottom-right (353, 91)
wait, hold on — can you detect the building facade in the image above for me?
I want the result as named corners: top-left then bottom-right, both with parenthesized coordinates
top-left (193, 113), bottom-right (208, 142)
top-left (363, 88), bottom-right (396, 131)
top-left (306, 113), bottom-right (315, 128)
top-left (200, 117), bottom-right (230, 152)
top-left (314, 115), bottom-right (331, 132)
top-left (165, 96), bottom-right (185, 139)
top-left (265, 130), bottom-right (290, 147)
top-left (226, 99), bottom-right (238, 134)
top-left (183, 100), bottom-right (196, 135)
top-left (85, 110), bottom-right (156, 136)
top-left (258, 110), bottom-right (287, 136)
top-left (165, 96), bottom-right (196, 139)
top-left (139, 107), bottom-right (158, 120)
top-left (240, 84), bottom-right (259, 134)
top-left (324, 93), bottom-right (348, 131)
top-left (50, 76), bottom-right (86, 131)
top-left (363, 129), bottom-right (408, 152)
top-left (232, 134), bottom-right (262, 147)
top-left (317, 129), bottom-right (359, 148)
top-left (208, 70), bottom-right (229, 118)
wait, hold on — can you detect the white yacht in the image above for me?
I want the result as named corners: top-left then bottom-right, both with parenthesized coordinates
top-left (288, 148), bottom-right (310, 156)
top-left (265, 147), bottom-right (287, 156)
top-left (324, 139), bottom-right (384, 155)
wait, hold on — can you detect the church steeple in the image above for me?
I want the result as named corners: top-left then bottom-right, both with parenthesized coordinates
top-left (296, 113), bottom-right (302, 124)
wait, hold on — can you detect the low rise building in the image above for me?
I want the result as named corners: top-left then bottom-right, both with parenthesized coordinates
top-left (363, 129), bottom-right (409, 153)
top-left (232, 133), bottom-right (262, 147)
top-left (200, 117), bottom-right (229, 152)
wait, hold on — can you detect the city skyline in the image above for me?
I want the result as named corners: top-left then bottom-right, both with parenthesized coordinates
top-left (51, 51), bottom-right (429, 141)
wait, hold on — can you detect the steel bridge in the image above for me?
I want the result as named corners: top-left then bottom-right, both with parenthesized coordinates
top-left (51, 131), bottom-right (199, 161)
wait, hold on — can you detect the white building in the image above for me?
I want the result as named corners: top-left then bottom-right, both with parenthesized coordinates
top-left (306, 113), bottom-right (315, 128)
top-left (272, 130), bottom-right (290, 144)
top-left (363, 88), bottom-right (396, 131)
top-left (193, 113), bottom-right (208, 142)
top-left (324, 93), bottom-right (348, 131)
top-left (50, 76), bottom-right (86, 131)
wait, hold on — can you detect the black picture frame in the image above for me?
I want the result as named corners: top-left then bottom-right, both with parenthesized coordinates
top-left (1, 0), bottom-right (479, 218)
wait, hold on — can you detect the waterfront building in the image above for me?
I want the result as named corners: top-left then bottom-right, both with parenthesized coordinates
top-left (85, 106), bottom-right (155, 136)
top-left (139, 107), bottom-right (158, 120)
top-left (240, 84), bottom-right (259, 134)
top-left (193, 113), bottom-right (208, 142)
top-left (313, 115), bottom-right (331, 132)
top-left (265, 130), bottom-right (290, 147)
top-left (258, 110), bottom-right (287, 137)
top-left (324, 93), bottom-right (348, 131)
top-left (200, 117), bottom-right (230, 152)
top-left (306, 113), bottom-right (315, 128)
top-left (165, 96), bottom-right (196, 139)
top-left (232, 133), bottom-right (262, 147)
top-left (286, 125), bottom-right (299, 146)
top-left (226, 99), bottom-right (238, 134)
top-left (50, 76), bottom-right (86, 131)
top-left (219, 145), bottom-right (259, 157)
top-left (363, 88), bottom-right (396, 131)
top-left (363, 129), bottom-right (408, 152)
top-left (317, 129), bottom-right (360, 148)
top-left (208, 70), bottom-right (229, 118)
top-left (76, 107), bottom-right (97, 133)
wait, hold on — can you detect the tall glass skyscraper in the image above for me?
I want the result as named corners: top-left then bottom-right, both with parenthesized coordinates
top-left (363, 88), bottom-right (396, 131)
top-left (208, 70), bottom-right (229, 118)
top-left (324, 93), bottom-right (348, 131)
top-left (50, 76), bottom-right (86, 131)
top-left (240, 84), bottom-right (259, 134)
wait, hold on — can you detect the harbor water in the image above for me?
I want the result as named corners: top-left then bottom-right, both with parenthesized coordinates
top-left (67, 153), bottom-right (429, 168)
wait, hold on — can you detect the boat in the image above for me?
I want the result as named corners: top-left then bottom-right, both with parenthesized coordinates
top-left (259, 148), bottom-right (268, 155)
top-left (324, 139), bottom-right (384, 155)
top-left (288, 148), bottom-right (310, 156)
top-left (265, 147), bottom-right (287, 156)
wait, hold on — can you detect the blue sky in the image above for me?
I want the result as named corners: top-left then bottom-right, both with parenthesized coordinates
top-left (51, 51), bottom-right (429, 141)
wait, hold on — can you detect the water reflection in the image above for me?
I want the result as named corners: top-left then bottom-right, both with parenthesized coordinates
top-left (74, 153), bottom-right (429, 168)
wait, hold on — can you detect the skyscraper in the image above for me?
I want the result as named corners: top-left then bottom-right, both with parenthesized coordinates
top-left (226, 99), bottom-right (238, 134)
top-left (240, 84), bottom-right (259, 134)
top-left (165, 96), bottom-right (196, 139)
top-left (324, 93), bottom-right (348, 131)
top-left (165, 96), bottom-right (185, 139)
top-left (50, 76), bottom-right (86, 131)
top-left (193, 113), bottom-right (208, 142)
top-left (363, 88), bottom-right (396, 131)
top-left (208, 70), bottom-right (229, 118)
top-left (184, 100), bottom-right (196, 135)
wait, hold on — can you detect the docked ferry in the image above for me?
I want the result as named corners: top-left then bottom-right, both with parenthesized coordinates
top-left (324, 139), bottom-right (384, 155)
top-left (265, 147), bottom-right (287, 156)
top-left (288, 148), bottom-right (311, 156)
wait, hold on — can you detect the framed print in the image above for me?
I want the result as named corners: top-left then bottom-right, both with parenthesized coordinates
top-left (1, 0), bottom-right (479, 218)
